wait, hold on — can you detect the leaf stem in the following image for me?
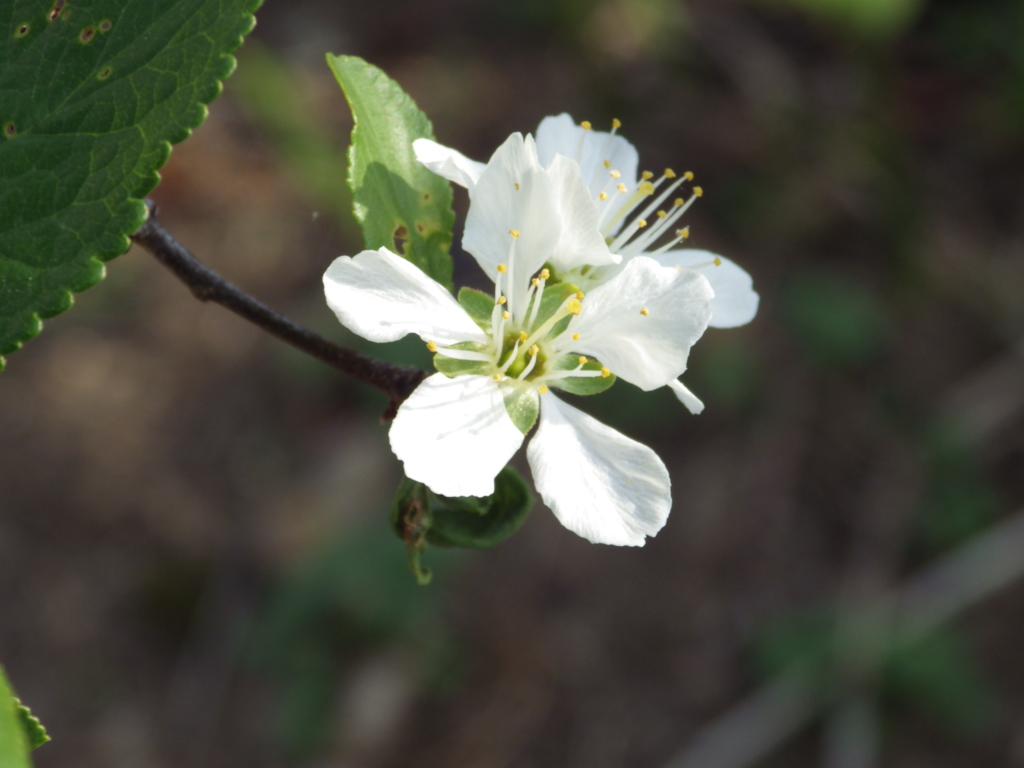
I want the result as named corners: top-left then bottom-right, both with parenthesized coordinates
top-left (130, 201), bottom-right (426, 419)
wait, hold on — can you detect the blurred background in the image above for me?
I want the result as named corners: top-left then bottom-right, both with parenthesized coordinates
top-left (2, 0), bottom-right (1024, 765)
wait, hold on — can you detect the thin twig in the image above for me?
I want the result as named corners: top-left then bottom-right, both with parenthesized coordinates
top-left (129, 201), bottom-right (426, 418)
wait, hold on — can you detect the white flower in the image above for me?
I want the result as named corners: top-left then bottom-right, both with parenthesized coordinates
top-left (415, 113), bottom-right (760, 415)
top-left (325, 133), bottom-right (714, 546)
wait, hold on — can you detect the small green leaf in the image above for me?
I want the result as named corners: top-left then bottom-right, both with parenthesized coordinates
top-left (501, 382), bottom-right (540, 434)
top-left (0, 0), bottom-right (263, 369)
top-left (327, 54), bottom-right (454, 288)
top-left (458, 287), bottom-right (494, 332)
top-left (15, 701), bottom-right (48, 752)
top-left (548, 355), bottom-right (616, 395)
top-left (0, 667), bottom-right (31, 768)
top-left (391, 469), bottom-right (534, 563)
top-left (428, 467), bottom-right (533, 549)
top-left (433, 341), bottom-right (492, 378)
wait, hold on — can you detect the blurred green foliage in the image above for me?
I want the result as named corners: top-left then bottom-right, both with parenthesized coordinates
top-left (781, 269), bottom-right (891, 371)
top-left (231, 43), bottom-right (355, 233)
top-left (245, 522), bottom-right (457, 756)
top-left (753, 608), bottom-right (998, 740)
top-left (762, 0), bottom-right (925, 39)
top-left (915, 422), bottom-right (1000, 552)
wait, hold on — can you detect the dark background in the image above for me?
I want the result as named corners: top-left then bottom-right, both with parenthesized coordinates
top-left (3, 0), bottom-right (1024, 765)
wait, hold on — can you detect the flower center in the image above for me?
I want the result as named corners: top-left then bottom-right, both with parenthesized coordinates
top-left (428, 230), bottom-right (614, 392)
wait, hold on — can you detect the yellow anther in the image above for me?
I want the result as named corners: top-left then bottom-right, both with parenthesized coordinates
top-left (497, 296), bottom-right (507, 305)
top-left (515, 183), bottom-right (520, 191)
top-left (693, 186), bottom-right (704, 197)
top-left (509, 229), bottom-right (521, 238)
top-left (581, 120), bottom-right (592, 130)
top-left (497, 264), bottom-right (508, 273)
top-left (665, 168), bottom-right (677, 179)
top-left (427, 341), bottom-right (437, 352)
top-left (539, 268), bottom-right (550, 280)
top-left (681, 227), bottom-right (690, 238)
top-left (576, 291), bottom-right (585, 299)
top-left (599, 192), bottom-right (609, 201)
top-left (538, 385), bottom-right (549, 393)
top-left (571, 332), bottom-right (581, 341)
top-left (657, 210), bottom-right (667, 219)
top-left (616, 183), bottom-right (627, 193)
top-left (518, 331), bottom-right (529, 343)
top-left (600, 367), bottom-right (611, 378)
top-left (603, 159), bottom-right (612, 169)
top-left (674, 197), bottom-right (684, 207)
top-left (684, 171), bottom-right (694, 181)
top-left (567, 299), bottom-right (583, 315)
top-left (639, 180), bottom-right (655, 195)
top-left (636, 219), bottom-right (647, 228)
top-left (640, 306), bottom-right (650, 316)
top-left (503, 311), bottom-right (511, 320)
top-left (578, 356), bottom-right (588, 365)
top-left (714, 256), bottom-right (722, 266)
top-left (610, 169), bottom-right (621, 179)
top-left (493, 374), bottom-right (502, 381)
top-left (528, 344), bottom-right (539, 356)
top-left (642, 170), bottom-right (654, 180)
top-left (532, 278), bottom-right (540, 287)
top-left (612, 118), bottom-right (622, 128)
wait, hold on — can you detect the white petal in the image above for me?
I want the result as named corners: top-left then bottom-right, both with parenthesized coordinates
top-left (650, 249), bottom-right (759, 328)
top-left (323, 247), bottom-right (487, 345)
top-left (527, 394), bottom-right (671, 546)
top-left (668, 379), bottom-right (705, 414)
top-left (546, 154), bottom-right (620, 272)
top-left (413, 138), bottom-right (486, 191)
top-left (463, 133), bottom-right (560, 315)
top-left (568, 256), bottom-right (713, 391)
top-left (535, 113), bottom-right (640, 197)
top-left (390, 373), bottom-right (525, 498)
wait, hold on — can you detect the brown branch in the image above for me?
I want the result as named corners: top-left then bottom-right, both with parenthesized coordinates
top-left (130, 201), bottom-right (426, 419)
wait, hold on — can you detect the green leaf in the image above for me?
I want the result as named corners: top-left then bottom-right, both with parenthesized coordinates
top-left (428, 467), bottom-right (533, 549)
top-left (0, 0), bottom-right (263, 370)
top-left (391, 469), bottom-right (534, 564)
top-left (501, 382), bottom-right (539, 434)
top-left (0, 667), bottom-right (31, 768)
top-left (327, 54), bottom-right (454, 288)
top-left (458, 287), bottom-right (494, 333)
top-left (548, 355), bottom-right (616, 396)
top-left (15, 702), bottom-right (47, 752)
top-left (433, 341), bottom-right (492, 378)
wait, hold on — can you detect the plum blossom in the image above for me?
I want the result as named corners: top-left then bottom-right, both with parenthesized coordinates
top-left (415, 113), bottom-right (759, 414)
top-left (325, 133), bottom-right (714, 546)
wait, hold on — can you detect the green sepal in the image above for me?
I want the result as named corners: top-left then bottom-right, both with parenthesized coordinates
top-left (547, 355), bottom-right (616, 395)
top-left (532, 282), bottom-right (580, 338)
top-left (326, 54), bottom-right (455, 288)
top-left (458, 287), bottom-right (494, 333)
top-left (501, 382), bottom-right (540, 434)
top-left (390, 469), bottom-right (534, 573)
top-left (433, 341), bottom-right (492, 378)
top-left (0, 667), bottom-right (31, 768)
